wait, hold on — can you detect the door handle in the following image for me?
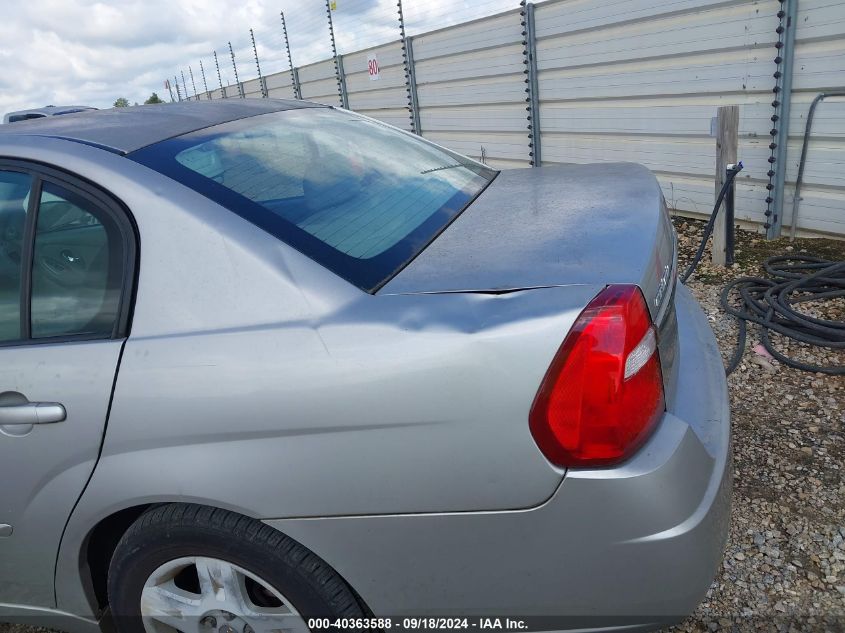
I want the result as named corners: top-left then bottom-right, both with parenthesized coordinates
top-left (0, 402), bottom-right (66, 425)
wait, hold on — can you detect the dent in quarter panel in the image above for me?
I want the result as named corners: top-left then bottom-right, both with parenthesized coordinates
top-left (91, 285), bottom-right (602, 519)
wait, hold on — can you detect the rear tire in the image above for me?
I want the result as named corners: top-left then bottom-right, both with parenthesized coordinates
top-left (108, 503), bottom-right (366, 633)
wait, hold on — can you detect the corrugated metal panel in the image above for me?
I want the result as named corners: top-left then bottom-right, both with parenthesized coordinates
top-left (532, 0), bottom-right (845, 235)
top-left (412, 11), bottom-right (525, 60)
top-left (412, 9), bottom-right (530, 168)
top-left (265, 72), bottom-right (297, 100)
top-left (298, 59), bottom-right (341, 106)
top-left (533, 0), bottom-right (729, 36)
top-left (344, 41), bottom-right (413, 132)
top-left (298, 59), bottom-right (336, 83)
top-left (422, 104), bottom-right (530, 133)
top-left (535, 0), bottom-right (782, 230)
top-left (242, 78), bottom-right (262, 99)
top-left (537, 4), bottom-right (775, 69)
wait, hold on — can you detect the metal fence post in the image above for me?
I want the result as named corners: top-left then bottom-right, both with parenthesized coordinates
top-left (229, 42), bottom-right (245, 98)
top-left (199, 60), bottom-right (211, 99)
top-left (293, 68), bottom-right (303, 101)
top-left (188, 66), bottom-right (198, 100)
top-left (250, 29), bottom-right (268, 98)
top-left (336, 55), bottom-right (349, 109)
top-left (325, 0), bottom-right (345, 108)
top-left (405, 37), bottom-right (422, 135)
top-left (280, 12), bottom-right (301, 99)
top-left (521, 2), bottom-right (541, 166)
top-left (213, 51), bottom-right (227, 98)
top-left (398, 0), bottom-right (420, 135)
top-left (766, 0), bottom-right (797, 239)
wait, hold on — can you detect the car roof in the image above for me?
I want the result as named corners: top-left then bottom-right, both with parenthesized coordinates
top-left (0, 99), bottom-right (323, 155)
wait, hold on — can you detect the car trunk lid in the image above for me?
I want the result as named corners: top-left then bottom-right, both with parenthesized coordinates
top-left (380, 162), bottom-right (679, 399)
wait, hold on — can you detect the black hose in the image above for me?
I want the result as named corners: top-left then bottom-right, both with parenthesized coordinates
top-left (679, 162), bottom-right (744, 284)
top-left (678, 161), bottom-right (844, 375)
top-left (719, 256), bottom-right (845, 375)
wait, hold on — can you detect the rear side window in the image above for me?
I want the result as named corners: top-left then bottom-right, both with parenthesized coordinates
top-left (31, 181), bottom-right (124, 338)
top-left (0, 162), bottom-right (136, 345)
top-left (130, 107), bottom-right (495, 291)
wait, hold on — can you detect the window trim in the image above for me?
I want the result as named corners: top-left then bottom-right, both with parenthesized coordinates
top-left (19, 173), bottom-right (39, 339)
top-left (0, 158), bottom-right (138, 348)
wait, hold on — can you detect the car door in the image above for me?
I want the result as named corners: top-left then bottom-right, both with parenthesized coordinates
top-left (0, 163), bottom-right (135, 607)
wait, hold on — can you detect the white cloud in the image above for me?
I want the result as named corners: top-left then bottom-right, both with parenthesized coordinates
top-left (0, 0), bottom-right (518, 115)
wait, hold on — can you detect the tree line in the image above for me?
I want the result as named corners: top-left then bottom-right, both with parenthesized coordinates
top-left (113, 93), bottom-right (165, 107)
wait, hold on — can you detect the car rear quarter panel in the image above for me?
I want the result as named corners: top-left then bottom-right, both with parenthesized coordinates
top-left (83, 285), bottom-right (600, 518)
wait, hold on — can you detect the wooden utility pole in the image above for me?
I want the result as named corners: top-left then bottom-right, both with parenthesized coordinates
top-left (712, 105), bottom-right (739, 266)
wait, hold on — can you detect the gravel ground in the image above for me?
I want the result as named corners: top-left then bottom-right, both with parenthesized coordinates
top-left (1, 219), bottom-right (843, 633)
top-left (665, 218), bottom-right (845, 633)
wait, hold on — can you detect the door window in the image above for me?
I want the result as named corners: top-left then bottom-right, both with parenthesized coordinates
top-left (30, 181), bottom-right (125, 338)
top-left (0, 170), bottom-right (32, 342)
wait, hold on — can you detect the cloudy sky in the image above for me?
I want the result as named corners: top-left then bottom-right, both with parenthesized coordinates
top-left (0, 0), bottom-right (518, 115)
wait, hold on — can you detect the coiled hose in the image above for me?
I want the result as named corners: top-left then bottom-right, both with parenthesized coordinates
top-left (720, 257), bottom-right (845, 375)
top-left (680, 168), bottom-right (845, 375)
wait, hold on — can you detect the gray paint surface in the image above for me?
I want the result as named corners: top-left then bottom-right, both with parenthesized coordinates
top-left (0, 340), bottom-right (122, 606)
top-left (382, 163), bottom-right (666, 296)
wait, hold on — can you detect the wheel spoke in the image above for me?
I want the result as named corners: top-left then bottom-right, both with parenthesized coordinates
top-left (194, 557), bottom-right (219, 600)
top-left (195, 557), bottom-right (251, 611)
top-left (141, 555), bottom-right (309, 633)
top-left (141, 583), bottom-right (203, 633)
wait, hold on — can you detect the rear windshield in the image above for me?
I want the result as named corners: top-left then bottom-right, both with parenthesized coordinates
top-left (130, 107), bottom-right (496, 292)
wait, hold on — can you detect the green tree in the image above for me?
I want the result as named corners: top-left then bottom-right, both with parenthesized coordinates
top-left (144, 92), bottom-right (164, 105)
top-left (113, 97), bottom-right (130, 108)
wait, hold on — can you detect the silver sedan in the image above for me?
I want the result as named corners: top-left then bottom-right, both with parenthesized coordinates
top-left (0, 100), bottom-right (730, 633)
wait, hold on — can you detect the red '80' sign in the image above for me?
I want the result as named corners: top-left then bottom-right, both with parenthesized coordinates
top-left (367, 55), bottom-right (380, 81)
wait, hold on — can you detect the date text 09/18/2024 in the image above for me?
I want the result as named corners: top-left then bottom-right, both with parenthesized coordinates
top-left (308, 618), bottom-right (529, 630)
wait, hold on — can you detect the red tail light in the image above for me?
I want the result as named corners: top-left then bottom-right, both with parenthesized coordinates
top-left (529, 284), bottom-right (664, 468)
